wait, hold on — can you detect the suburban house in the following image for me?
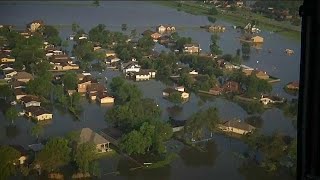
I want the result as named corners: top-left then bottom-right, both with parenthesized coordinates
top-left (222, 81), bottom-right (241, 93)
top-left (224, 62), bottom-right (240, 70)
top-left (4, 70), bottom-right (17, 80)
top-left (0, 54), bottom-right (15, 63)
top-left (18, 31), bottom-right (31, 39)
top-left (156, 24), bottom-right (176, 33)
top-left (78, 75), bottom-right (96, 93)
top-left (9, 145), bottom-right (29, 165)
top-left (97, 92), bottom-right (114, 104)
top-left (25, 106), bottom-right (53, 121)
top-left (105, 56), bottom-right (121, 65)
top-left (121, 61), bottom-right (141, 74)
top-left (87, 83), bottom-right (106, 100)
top-left (27, 20), bottom-right (44, 32)
top-left (169, 119), bottom-right (186, 133)
top-left (100, 127), bottom-right (124, 147)
top-left (12, 72), bottom-right (33, 83)
top-left (150, 32), bottom-right (162, 41)
top-left (183, 43), bottom-right (200, 54)
top-left (251, 35), bottom-right (264, 43)
top-left (241, 65), bottom-right (254, 76)
top-left (253, 70), bottom-right (269, 80)
top-left (132, 70), bottom-right (150, 81)
top-left (175, 86), bottom-right (185, 92)
top-left (14, 89), bottom-right (27, 100)
top-left (20, 95), bottom-right (41, 107)
top-left (189, 70), bottom-right (199, 75)
top-left (131, 69), bottom-right (156, 81)
top-left (260, 95), bottom-right (285, 105)
top-left (285, 49), bottom-right (294, 55)
top-left (104, 50), bottom-right (116, 57)
top-left (236, 1), bottom-right (244, 7)
top-left (79, 128), bottom-right (111, 153)
top-left (218, 119), bottom-right (256, 135)
top-left (50, 54), bottom-right (79, 71)
top-left (163, 87), bottom-right (190, 99)
top-left (11, 81), bottom-right (26, 90)
top-left (286, 81), bottom-right (299, 90)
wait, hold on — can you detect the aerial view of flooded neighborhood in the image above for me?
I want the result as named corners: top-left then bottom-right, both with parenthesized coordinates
top-left (0, 0), bottom-right (301, 179)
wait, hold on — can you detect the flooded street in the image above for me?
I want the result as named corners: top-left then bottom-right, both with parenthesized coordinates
top-left (0, 1), bottom-right (299, 179)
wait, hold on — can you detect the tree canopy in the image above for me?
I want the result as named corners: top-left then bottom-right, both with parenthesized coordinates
top-left (74, 142), bottom-right (96, 173)
top-left (5, 107), bottom-right (18, 125)
top-left (0, 146), bottom-right (20, 180)
top-left (62, 71), bottom-right (78, 90)
top-left (35, 137), bottom-right (71, 172)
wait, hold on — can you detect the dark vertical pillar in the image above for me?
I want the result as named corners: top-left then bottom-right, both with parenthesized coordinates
top-left (298, 0), bottom-right (320, 179)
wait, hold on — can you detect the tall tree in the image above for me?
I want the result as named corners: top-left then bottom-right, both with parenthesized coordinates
top-left (35, 137), bottom-right (71, 172)
top-left (0, 85), bottom-right (12, 100)
top-left (168, 91), bottom-right (183, 105)
top-left (0, 146), bottom-right (20, 180)
top-left (74, 142), bottom-right (96, 173)
top-left (62, 71), bottom-right (78, 90)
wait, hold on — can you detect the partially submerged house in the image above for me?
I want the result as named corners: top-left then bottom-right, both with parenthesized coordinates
top-left (260, 95), bottom-right (285, 105)
top-left (156, 24), bottom-right (176, 34)
top-left (25, 106), bottom-right (53, 121)
top-left (251, 35), bottom-right (264, 43)
top-left (169, 119), bottom-right (186, 133)
top-left (163, 87), bottom-right (190, 99)
top-left (9, 145), bottom-right (29, 165)
top-left (79, 128), bottom-right (111, 153)
top-left (218, 119), bottom-right (256, 135)
top-left (183, 43), bottom-right (200, 54)
top-left (222, 81), bottom-right (241, 93)
top-left (286, 81), bottom-right (299, 90)
top-left (20, 95), bottom-right (41, 107)
top-left (97, 92), bottom-right (114, 104)
top-left (121, 61), bottom-right (141, 74)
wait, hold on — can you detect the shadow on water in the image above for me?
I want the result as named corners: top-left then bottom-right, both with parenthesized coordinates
top-left (179, 141), bottom-right (219, 167)
top-left (167, 105), bottom-right (183, 118)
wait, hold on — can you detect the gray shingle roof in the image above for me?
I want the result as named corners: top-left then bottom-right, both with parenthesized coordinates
top-left (79, 128), bottom-right (110, 145)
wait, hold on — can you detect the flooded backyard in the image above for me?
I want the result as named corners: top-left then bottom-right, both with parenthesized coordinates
top-left (0, 1), bottom-right (299, 179)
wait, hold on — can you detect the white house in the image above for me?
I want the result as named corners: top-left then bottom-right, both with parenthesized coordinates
top-left (20, 95), bottom-right (41, 107)
top-left (260, 95), bottom-right (285, 105)
top-left (121, 61), bottom-right (141, 74)
top-left (189, 70), bottom-right (198, 75)
top-left (25, 106), bottom-right (53, 121)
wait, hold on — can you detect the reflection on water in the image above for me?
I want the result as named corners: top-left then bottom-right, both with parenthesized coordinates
top-left (6, 125), bottom-right (20, 139)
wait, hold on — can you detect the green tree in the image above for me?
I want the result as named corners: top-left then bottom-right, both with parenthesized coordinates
top-left (35, 137), bottom-right (71, 172)
top-left (5, 107), bottom-right (18, 125)
top-left (42, 25), bottom-right (61, 46)
top-left (26, 76), bottom-right (53, 99)
top-left (207, 16), bottom-right (217, 23)
top-left (31, 124), bottom-right (44, 140)
top-left (168, 91), bottom-right (183, 105)
top-left (185, 107), bottom-right (220, 140)
top-left (62, 71), bottom-right (78, 90)
top-left (74, 142), bottom-right (96, 173)
top-left (0, 85), bottom-right (12, 100)
top-left (0, 146), bottom-right (20, 180)
top-left (68, 92), bottom-right (81, 108)
top-left (208, 7), bottom-right (218, 15)
top-left (109, 76), bottom-right (125, 92)
top-left (73, 40), bottom-right (95, 62)
top-left (62, 40), bottom-right (69, 51)
top-left (242, 42), bottom-right (251, 57)
top-left (120, 130), bottom-right (148, 155)
top-left (53, 85), bottom-right (68, 107)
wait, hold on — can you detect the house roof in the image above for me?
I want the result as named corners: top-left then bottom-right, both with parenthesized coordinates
top-left (79, 128), bottom-right (110, 145)
top-left (134, 70), bottom-right (150, 76)
top-left (288, 81), bottom-right (299, 88)
top-left (87, 83), bottom-right (105, 93)
top-left (79, 75), bottom-right (97, 84)
top-left (163, 87), bottom-right (177, 94)
top-left (13, 89), bottom-right (26, 96)
top-left (13, 72), bottom-right (33, 80)
top-left (253, 70), bottom-right (269, 77)
top-left (20, 95), bottom-right (41, 103)
top-left (97, 92), bottom-right (113, 99)
top-left (52, 54), bottom-right (69, 60)
top-left (169, 119), bottom-right (186, 128)
top-left (122, 61), bottom-right (139, 69)
top-left (11, 81), bottom-right (26, 88)
top-left (101, 127), bottom-right (124, 141)
top-left (184, 43), bottom-right (200, 48)
top-left (25, 106), bottom-right (51, 116)
top-left (142, 30), bottom-right (155, 36)
top-left (223, 120), bottom-right (255, 131)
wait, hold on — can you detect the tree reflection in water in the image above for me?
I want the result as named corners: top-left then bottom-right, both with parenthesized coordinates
top-left (167, 105), bottom-right (183, 117)
top-left (244, 115), bottom-right (263, 128)
top-left (179, 141), bottom-right (218, 167)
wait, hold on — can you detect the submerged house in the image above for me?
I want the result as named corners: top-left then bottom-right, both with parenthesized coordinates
top-left (260, 95), bottom-right (285, 105)
top-left (79, 128), bottom-right (111, 153)
top-left (24, 106), bottom-right (53, 121)
top-left (218, 119), bottom-right (255, 135)
top-left (100, 127), bottom-right (124, 147)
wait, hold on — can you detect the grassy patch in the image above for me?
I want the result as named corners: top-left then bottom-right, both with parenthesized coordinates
top-left (94, 150), bottom-right (118, 160)
top-left (0, 79), bottom-right (8, 85)
top-left (144, 153), bottom-right (178, 169)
